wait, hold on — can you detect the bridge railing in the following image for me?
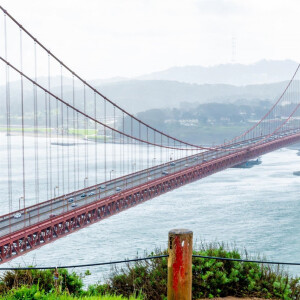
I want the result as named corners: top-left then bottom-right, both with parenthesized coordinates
top-left (2, 127), bottom-right (300, 235)
top-left (0, 148), bottom-right (206, 224)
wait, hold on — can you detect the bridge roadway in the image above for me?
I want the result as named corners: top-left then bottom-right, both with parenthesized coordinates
top-left (0, 129), bottom-right (298, 238)
top-left (1, 129), bottom-right (300, 263)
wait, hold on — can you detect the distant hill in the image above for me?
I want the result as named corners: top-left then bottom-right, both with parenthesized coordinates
top-left (0, 79), bottom-right (292, 116)
top-left (137, 60), bottom-right (299, 86)
top-left (95, 79), bottom-right (288, 113)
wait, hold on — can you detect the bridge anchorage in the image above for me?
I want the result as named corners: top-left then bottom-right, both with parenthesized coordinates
top-left (1, 6), bottom-right (300, 263)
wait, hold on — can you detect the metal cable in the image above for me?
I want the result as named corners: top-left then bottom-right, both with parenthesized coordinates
top-left (0, 255), bottom-right (168, 270)
top-left (0, 5), bottom-right (210, 150)
top-left (192, 255), bottom-right (300, 266)
top-left (0, 56), bottom-right (205, 155)
top-left (1, 254), bottom-right (300, 271)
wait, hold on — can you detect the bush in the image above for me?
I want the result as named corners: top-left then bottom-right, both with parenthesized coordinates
top-left (93, 244), bottom-right (300, 300)
top-left (1, 244), bottom-right (299, 299)
top-left (0, 267), bottom-right (83, 296)
top-left (191, 245), bottom-right (299, 299)
top-left (99, 250), bottom-right (168, 299)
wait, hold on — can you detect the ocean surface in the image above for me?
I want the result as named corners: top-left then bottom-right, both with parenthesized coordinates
top-left (1, 137), bottom-right (300, 285)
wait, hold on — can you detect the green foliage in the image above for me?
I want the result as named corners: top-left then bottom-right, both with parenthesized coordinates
top-left (0, 268), bottom-right (83, 296)
top-left (0, 267), bottom-right (141, 299)
top-left (1, 244), bottom-right (299, 300)
top-left (93, 245), bottom-right (300, 300)
top-left (191, 245), bottom-right (295, 299)
top-left (4, 284), bottom-right (47, 300)
top-left (3, 284), bottom-right (141, 300)
top-left (100, 250), bottom-right (168, 299)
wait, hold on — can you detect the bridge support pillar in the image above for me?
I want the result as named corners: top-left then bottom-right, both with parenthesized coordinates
top-left (167, 229), bottom-right (193, 300)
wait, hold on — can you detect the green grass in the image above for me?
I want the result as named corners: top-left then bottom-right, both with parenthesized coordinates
top-left (3, 294), bottom-right (141, 300)
top-left (3, 292), bottom-right (141, 299)
top-left (55, 296), bottom-right (141, 299)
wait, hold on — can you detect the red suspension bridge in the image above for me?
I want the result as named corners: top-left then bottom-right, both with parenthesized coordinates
top-left (1, 7), bottom-right (300, 264)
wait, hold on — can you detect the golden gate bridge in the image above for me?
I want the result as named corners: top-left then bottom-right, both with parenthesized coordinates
top-left (1, 6), bottom-right (300, 263)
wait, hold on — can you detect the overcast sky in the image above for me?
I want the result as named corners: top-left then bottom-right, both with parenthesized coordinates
top-left (1, 0), bottom-right (300, 80)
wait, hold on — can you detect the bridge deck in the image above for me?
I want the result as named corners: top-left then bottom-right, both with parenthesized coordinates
top-left (1, 131), bottom-right (300, 263)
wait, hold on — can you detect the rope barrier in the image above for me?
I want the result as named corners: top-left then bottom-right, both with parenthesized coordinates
top-left (1, 254), bottom-right (300, 271)
top-left (0, 255), bottom-right (168, 270)
top-left (192, 255), bottom-right (300, 266)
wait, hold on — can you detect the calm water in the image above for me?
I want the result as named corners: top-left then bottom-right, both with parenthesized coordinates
top-left (1, 141), bottom-right (300, 284)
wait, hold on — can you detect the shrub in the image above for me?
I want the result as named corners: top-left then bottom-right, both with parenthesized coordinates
top-left (1, 244), bottom-right (299, 300)
top-left (94, 244), bottom-right (300, 300)
top-left (0, 267), bottom-right (83, 296)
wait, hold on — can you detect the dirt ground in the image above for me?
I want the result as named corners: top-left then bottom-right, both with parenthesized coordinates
top-left (199, 297), bottom-right (272, 300)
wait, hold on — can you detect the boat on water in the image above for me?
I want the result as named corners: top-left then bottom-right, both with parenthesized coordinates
top-left (51, 142), bottom-right (76, 146)
top-left (293, 171), bottom-right (300, 176)
top-left (51, 138), bottom-right (76, 146)
top-left (231, 158), bottom-right (262, 169)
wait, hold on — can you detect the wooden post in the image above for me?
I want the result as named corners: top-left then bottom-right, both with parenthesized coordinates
top-left (168, 229), bottom-right (193, 300)
top-left (54, 268), bottom-right (59, 294)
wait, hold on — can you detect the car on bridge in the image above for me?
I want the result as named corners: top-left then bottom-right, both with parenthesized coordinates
top-left (81, 193), bottom-right (86, 198)
top-left (88, 192), bottom-right (95, 196)
top-left (68, 198), bottom-right (74, 203)
top-left (162, 170), bottom-right (169, 175)
top-left (116, 187), bottom-right (122, 192)
top-left (71, 203), bottom-right (77, 208)
top-left (100, 185), bottom-right (106, 189)
top-left (14, 212), bottom-right (21, 219)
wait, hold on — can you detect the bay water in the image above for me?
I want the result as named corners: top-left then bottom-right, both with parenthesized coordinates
top-left (1, 135), bottom-right (300, 284)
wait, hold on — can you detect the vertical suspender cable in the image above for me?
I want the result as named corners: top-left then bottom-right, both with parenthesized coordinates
top-left (72, 75), bottom-right (76, 191)
top-left (61, 65), bottom-right (65, 196)
top-left (94, 92), bottom-right (97, 185)
top-left (119, 130), bottom-right (122, 179)
top-left (131, 118), bottom-right (133, 173)
top-left (160, 134), bottom-right (162, 165)
top-left (67, 105), bottom-right (70, 193)
top-left (34, 41), bottom-right (39, 205)
top-left (76, 111), bottom-right (79, 190)
top-left (48, 53), bottom-right (53, 199)
top-left (139, 123), bottom-right (141, 172)
top-left (44, 92), bottom-right (49, 201)
top-left (19, 28), bottom-right (26, 212)
top-left (154, 131), bottom-right (156, 167)
top-left (104, 98), bottom-right (107, 182)
top-left (122, 112), bottom-right (125, 176)
top-left (147, 127), bottom-right (149, 170)
top-left (56, 85), bottom-right (60, 196)
top-left (84, 84), bottom-right (87, 190)
top-left (113, 106), bottom-right (116, 178)
top-left (4, 14), bottom-right (12, 219)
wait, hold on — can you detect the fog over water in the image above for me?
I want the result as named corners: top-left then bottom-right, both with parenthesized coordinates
top-left (1, 134), bottom-right (300, 285)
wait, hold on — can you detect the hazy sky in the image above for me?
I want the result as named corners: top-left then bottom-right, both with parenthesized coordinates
top-left (1, 0), bottom-right (300, 79)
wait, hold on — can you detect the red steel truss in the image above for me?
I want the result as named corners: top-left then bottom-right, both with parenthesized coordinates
top-left (1, 133), bottom-right (300, 264)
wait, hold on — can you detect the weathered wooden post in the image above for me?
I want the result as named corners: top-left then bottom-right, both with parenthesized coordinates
top-left (54, 268), bottom-right (59, 294)
top-left (168, 229), bottom-right (193, 300)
